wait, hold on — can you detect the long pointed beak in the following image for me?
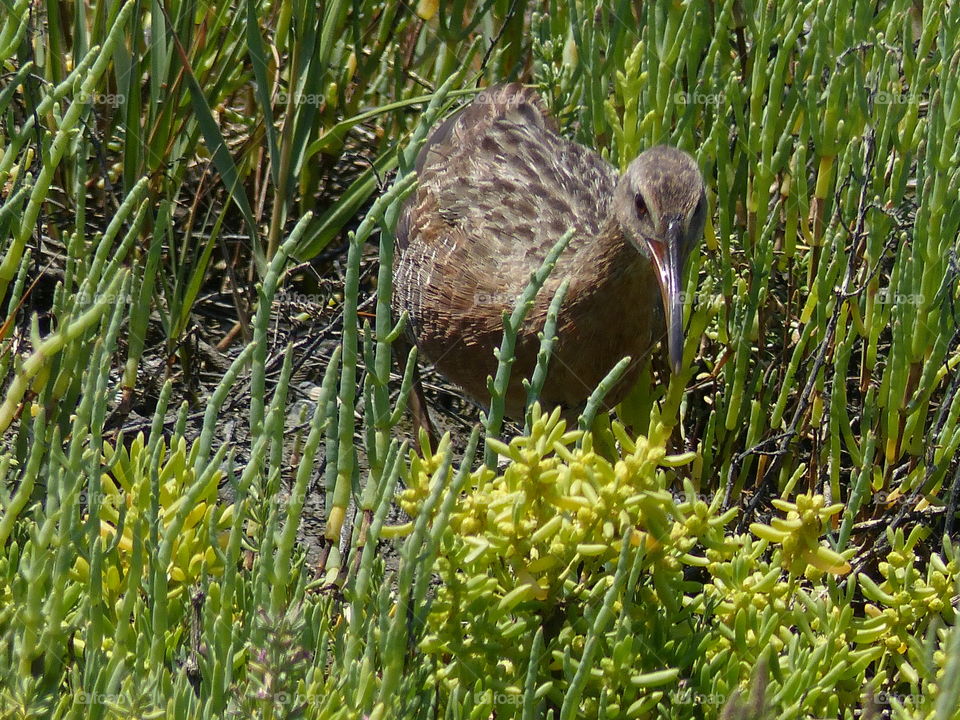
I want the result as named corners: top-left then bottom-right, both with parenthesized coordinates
top-left (648, 219), bottom-right (685, 374)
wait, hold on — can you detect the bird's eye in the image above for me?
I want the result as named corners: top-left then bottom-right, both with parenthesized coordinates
top-left (634, 193), bottom-right (648, 219)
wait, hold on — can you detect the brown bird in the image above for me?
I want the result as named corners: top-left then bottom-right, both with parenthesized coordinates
top-left (393, 83), bottom-right (706, 422)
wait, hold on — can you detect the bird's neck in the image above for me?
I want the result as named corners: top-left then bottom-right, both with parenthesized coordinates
top-left (550, 216), bottom-right (660, 329)
top-left (573, 218), bottom-right (652, 291)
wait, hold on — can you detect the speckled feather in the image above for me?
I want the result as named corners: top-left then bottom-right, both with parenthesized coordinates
top-left (393, 83), bottom-right (700, 417)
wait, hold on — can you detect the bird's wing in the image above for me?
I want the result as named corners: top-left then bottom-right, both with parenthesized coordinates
top-left (411, 84), bottom-right (617, 262)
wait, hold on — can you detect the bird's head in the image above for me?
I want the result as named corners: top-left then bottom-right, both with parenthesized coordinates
top-left (612, 146), bottom-right (706, 374)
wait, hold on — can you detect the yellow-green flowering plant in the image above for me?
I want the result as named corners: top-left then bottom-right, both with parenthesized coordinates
top-left (854, 527), bottom-right (957, 688)
top-left (750, 492), bottom-right (853, 579)
top-left (72, 433), bottom-right (232, 600)
top-left (401, 405), bottom-right (740, 711)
